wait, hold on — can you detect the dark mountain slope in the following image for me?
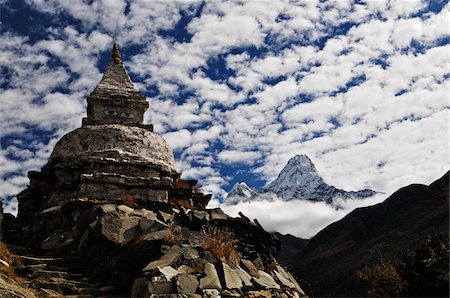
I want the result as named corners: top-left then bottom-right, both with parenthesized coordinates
top-left (274, 232), bottom-right (309, 266)
top-left (291, 171), bottom-right (449, 297)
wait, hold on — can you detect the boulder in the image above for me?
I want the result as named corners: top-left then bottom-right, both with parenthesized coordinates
top-left (182, 246), bottom-right (199, 260)
top-left (209, 208), bottom-right (228, 220)
top-left (100, 210), bottom-right (140, 244)
top-left (199, 263), bottom-right (222, 290)
top-left (159, 266), bottom-right (180, 281)
top-left (274, 266), bottom-right (295, 289)
top-left (236, 266), bottom-right (253, 287)
top-left (253, 271), bottom-right (280, 289)
top-left (176, 274), bottom-right (199, 295)
top-left (139, 218), bottom-right (155, 232)
top-left (222, 262), bottom-right (242, 289)
top-left (147, 276), bottom-right (173, 295)
top-left (241, 259), bottom-right (259, 277)
top-left (142, 230), bottom-right (167, 241)
top-left (202, 289), bottom-right (221, 298)
top-left (246, 290), bottom-right (272, 298)
top-left (143, 246), bottom-right (183, 271)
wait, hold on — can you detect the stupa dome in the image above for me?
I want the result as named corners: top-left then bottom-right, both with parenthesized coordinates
top-left (47, 124), bottom-right (177, 175)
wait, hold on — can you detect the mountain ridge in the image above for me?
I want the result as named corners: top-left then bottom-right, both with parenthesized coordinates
top-left (287, 170), bottom-right (449, 297)
top-left (225, 154), bottom-right (376, 204)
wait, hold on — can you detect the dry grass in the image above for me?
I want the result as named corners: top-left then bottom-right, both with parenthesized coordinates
top-left (201, 225), bottom-right (239, 265)
top-left (0, 242), bottom-right (36, 296)
top-left (120, 194), bottom-right (139, 208)
top-left (165, 222), bottom-right (182, 245)
top-left (356, 259), bottom-right (407, 297)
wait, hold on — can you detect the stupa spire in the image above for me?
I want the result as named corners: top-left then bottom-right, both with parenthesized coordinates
top-left (111, 42), bottom-right (122, 63)
top-left (82, 42), bottom-right (150, 128)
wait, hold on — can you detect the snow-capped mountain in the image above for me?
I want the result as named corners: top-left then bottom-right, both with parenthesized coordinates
top-left (225, 182), bottom-right (259, 204)
top-left (265, 154), bottom-right (375, 203)
top-left (224, 154), bottom-right (376, 205)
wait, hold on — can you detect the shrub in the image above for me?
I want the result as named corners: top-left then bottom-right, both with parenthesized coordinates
top-left (356, 258), bottom-right (407, 297)
top-left (201, 225), bottom-right (239, 265)
top-left (165, 222), bottom-right (182, 245)
top-left (397, 230), bottom-right (449, 297)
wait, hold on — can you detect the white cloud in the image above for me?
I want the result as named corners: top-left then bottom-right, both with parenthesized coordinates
top-left (221, 193), bottom-right (386, 238)
top-left (217, 150), bottom-right (262, 165)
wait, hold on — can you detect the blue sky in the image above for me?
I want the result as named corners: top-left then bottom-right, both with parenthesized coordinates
top-left (1, 0), bottom-right (449, 236)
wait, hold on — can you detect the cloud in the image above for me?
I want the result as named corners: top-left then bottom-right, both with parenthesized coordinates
top-left (221, 193), bottom-right (387, 238)
top-left (218, 150), bottom-right (262, 165)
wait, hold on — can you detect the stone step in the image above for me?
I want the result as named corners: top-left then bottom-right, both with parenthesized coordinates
top-left (14, 255), bottom-right (65, 266)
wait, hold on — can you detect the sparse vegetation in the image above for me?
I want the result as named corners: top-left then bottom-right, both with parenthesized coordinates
top-left (397, 230), bottom-right (449, 297)
top-left (165, 222), bottom-right (182, 245)
top-left (357, 258), bottom-right (407, 297)
top-left (357, 230), bottom-right (449, 297)
top-left (0, 242), bottom-right (36, 296)
top-left (201, 225), bottom-right (240, 265)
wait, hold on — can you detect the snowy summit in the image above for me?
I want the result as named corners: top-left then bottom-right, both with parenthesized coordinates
top-left (225, 154), bottom-right (376, 204)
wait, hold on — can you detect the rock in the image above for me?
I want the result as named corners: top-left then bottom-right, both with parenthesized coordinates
top-left (252, 257), bottom-right (265, 271)
top-left (192, 210), bottom-right (209, 221)
top-left (176, 274), bottom-right (199, 295)
top-left (241, 259), bottom-right (259, 277)
top-left (187, 232), bottom-right (203, 247)
top-left (77, 229), bottom-right (90, 250)
top-left (177, 265), bottom-right (194, 274)
top-left (246, 290), bottom-right (272, 298)
top-left (41, 229), bottom-right (78, 250)
top-left (199, 262), bottom-right (222, 290)
top-left (131, 276), bottom-right (149, 297)
top-left (143, 230), bottom-right (168, 241)
top-left (148, 276), bottom-right (173, 294)
top-left (40, 205), bottom-right (62, 215)
top-left (222, 289), bottom-right (241, 297)
top-left (274, 266), bottom-right (295, 289)
top-left (253, 271), bottom-right (280, 289)
top-left (222, 262), bottom-right (242, 289)
top-left (160, 211), bottom-right (174, 223)
top-left (202, 289), bottom-right (221, 298)
top-left (209, 208), bottom-right (228, 220)
top-left (117, 204), bottom-right (134, 214)
top-left (142, 209), bottom-right (158, 220)
top-left (139, 218), bottom-right (155, 232)
top-left (41, 230), bottom-right (66, 250)
top-left (143, 246), bottom-right (183, 271)
top-left (0, 274), bottom-right (37, 297)
top-left (99, 204), bottom-right (117, 213)
top-left (159, 266), bottom-right (180, 281)
top-left (100, 210), bottom-right (140, 244)
top-left (0, 259), bottom-right (9, 267)
top-left (203, 251), bottom-right (216, 263)
top-left (287, 272), bottom-right (305, 296)
top-left (182, 246), bottom-right (200, 260)
top-left (236, 266), bottom-right (253, 287)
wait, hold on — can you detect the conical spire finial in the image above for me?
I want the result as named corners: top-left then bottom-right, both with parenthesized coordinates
top-left (111, 42), bottom-right (122, 63)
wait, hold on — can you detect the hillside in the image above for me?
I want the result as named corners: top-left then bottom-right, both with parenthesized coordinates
top-left (290, 171), bottom-right (449, 297)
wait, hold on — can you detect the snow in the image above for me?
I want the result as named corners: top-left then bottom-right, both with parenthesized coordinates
top-left (224, 154), bottom-right (376, 205)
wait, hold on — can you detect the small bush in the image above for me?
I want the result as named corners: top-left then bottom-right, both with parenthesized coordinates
top-left (201, 225), bottom-right (239, 265)
top-left (356, 259), bottom-right (407, 297)
top-left (165, 222), bottom-right (182, 245)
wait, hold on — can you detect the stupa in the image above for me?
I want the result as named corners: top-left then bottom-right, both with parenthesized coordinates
top-left (2, 44), bottom-right (306, 298)
top-left (17, 43), bottom-right (210, 223)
